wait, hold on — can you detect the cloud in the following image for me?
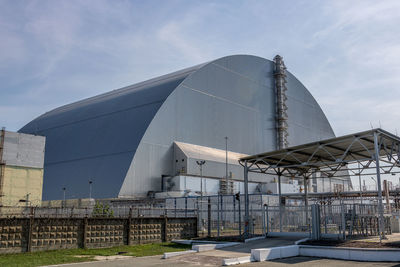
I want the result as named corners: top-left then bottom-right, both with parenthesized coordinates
top-left (0, 0), bottom-right (400, 137)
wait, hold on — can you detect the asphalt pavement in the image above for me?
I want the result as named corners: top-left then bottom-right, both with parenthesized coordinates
top-left (45, 237), bottom-right (400, 267)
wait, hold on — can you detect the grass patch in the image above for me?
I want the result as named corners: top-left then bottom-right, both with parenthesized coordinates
top-left (0, 242), bottom-right (191, 267)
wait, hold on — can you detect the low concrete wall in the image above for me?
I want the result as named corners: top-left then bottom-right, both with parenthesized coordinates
top-left (252, 245), bottom-right (299, 261)
top-left (252, 244), bottom-right (400, 262)
top-left (266, 232), bottom-right (309, 238)
top-left (299, 245), bottom-right (400, 262)
top-left (0, 216), bottom-right (197, 254)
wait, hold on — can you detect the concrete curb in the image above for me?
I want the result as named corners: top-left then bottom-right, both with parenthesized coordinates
top-left (252, 245), bottom-right (299, 261)
top-left (171, 239), bottom-right (193, 245)
top-left (192, 242), bottom-right (240, 252)
top-left (294, 237), bottom-right (310, 245)
top-left (299, 245), bottom-right (400, 262)
top-left (266, 232), bottom-right (309, 238)
top-left (162, 250), bottom-right (197, 259)
top-left (172, 239), bottom-right (238, 245)
top-left (244, 236), bottom-right (265, 243)
top-left (222, 255), bottom-right (253, 266)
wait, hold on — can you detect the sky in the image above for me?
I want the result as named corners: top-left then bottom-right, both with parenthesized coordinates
top-left (1, 0), bottom-right (400, 135)
top-left (1, 0), bottom-right (400, 188)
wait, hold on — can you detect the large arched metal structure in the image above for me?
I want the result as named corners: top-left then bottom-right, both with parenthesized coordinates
top-left (20, 55), bottom-right (335, 200)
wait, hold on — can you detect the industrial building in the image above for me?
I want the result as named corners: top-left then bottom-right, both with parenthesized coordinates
top-left (19, 54), bottom-right (351, 201)
top-left (0, 129), bottom-right (45, 206)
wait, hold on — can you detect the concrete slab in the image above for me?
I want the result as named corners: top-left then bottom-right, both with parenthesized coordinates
top-left (218, 236), bottom-right (300, 254)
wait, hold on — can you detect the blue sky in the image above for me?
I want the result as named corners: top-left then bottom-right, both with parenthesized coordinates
top-left (1, 0), bottom-right (400, 137)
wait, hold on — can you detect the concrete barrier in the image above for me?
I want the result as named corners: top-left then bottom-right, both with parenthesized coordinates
top-left (162, 250), bottom-right (196, 259)
top-left (252, 245), bottom-right (299, 261)
top-left (192, 242), bottom-right (240, 252)
top-left (222, 255), bottom-right (253, 266)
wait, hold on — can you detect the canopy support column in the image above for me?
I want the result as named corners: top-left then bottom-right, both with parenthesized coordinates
top-left (278, 172), bottom-right (282, 232)
top-left (244, 160), bottom-right (250, 239)
top-left (304, 176), bottom-right (309, 230)
top-left (374, 132), bottom-right (385, 241)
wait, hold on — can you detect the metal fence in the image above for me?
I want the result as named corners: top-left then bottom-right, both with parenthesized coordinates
top-left (319, 203), bottom-right (392, 238)
top-left (266, 206), bottom-right (311, 233)
top-left (0, 194), bottom-right (393, 240)
top-left (166, 194), bottom-right (265, 237)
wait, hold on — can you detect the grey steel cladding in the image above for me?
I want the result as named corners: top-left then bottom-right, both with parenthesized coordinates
top-left (19, 55), bottom-right (335, 200)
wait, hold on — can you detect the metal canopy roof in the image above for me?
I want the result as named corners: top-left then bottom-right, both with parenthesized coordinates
top-left (239, 128), bottom-right (400, 178)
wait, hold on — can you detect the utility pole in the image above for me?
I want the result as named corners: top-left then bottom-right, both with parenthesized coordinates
top-left (225, 136), bottom-right (229, 195)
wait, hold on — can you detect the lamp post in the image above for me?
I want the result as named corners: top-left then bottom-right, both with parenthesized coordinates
top-left (196, 160), bottom-right (206, 196)
top-left (196, 160), bottom-right (206, 235)
top-left (225, 137), bottom-right (229, 194)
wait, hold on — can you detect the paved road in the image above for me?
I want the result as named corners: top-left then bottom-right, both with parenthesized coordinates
top-left (46, 237), bottom-right (400, 267)
top-left (47, 255), bottom-right (399, 267)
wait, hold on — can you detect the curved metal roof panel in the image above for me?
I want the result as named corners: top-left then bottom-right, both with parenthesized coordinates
top-left (19, 63), bottom-right (205, 199)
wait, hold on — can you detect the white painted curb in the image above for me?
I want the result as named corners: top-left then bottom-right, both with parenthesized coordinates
top-left (222, 255), bottom-right (253, 266)
top-left (294, 237), bottom-right (310, 245)
top-left (162, 249), bottom-right (197, 259)
top-left (299, 245), bottom-right (400, 262)
top-left (266, 232), bottom-right (309, 238)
